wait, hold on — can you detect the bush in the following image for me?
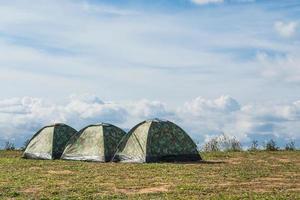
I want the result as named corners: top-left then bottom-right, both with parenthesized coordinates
top-left (202, 134), bottom-right (242, 152)
top-left (249, 140), bottom-right (259, 151)
top-left (265, 139), bottom-right (279, 151)
top-left (4, 141), bottom-right (15, 150)
top-left (221, 134), bottom-right (242, 152)
top-left (285, 141), bottom-right (296, 151)
top-left (203, 137), bottom-right (220, 152)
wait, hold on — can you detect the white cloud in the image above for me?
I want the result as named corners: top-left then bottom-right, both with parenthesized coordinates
top-left (64, 98), bottom-right (127, 125)
top-left (190, 0), bottom-right (224, 5)
top-left (0, 95), bottom-right (299, 148)
top-left (181, 95), bottom-right (240, 116)
top-left (256, 52), bottom-right (300, 83)
top-left (127, 99), bottom-right (174, 119)
top-left (177, 96), bottom-right (300, 146)
top-left (274, 21), bottom-right (298, 38)
top-left (0, 97), bottom-right (62, 144)
top-left (0, 95), bottom-right (172, 146)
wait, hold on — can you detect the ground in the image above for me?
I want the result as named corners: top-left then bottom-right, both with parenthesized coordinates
top-left (0, 151), bottom-right (299, 199)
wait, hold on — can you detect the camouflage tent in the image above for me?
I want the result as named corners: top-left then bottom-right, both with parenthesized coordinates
top-left (61, 123), bottom-right (125, 162)
top-left (113, 119), bottom-right (201, 163)
top-left (23, 123), bottom-right (77, 160)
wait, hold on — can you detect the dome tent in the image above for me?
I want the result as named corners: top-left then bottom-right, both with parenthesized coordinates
top-left (113, 119), bottom-right (201, 163)
top-left (23, 123), bottom-right (77, 160)
top-left (61, 123), bottom-right (126, 162)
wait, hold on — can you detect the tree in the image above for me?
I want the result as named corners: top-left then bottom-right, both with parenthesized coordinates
top-left (202, 134), bottom-right (242, 152)
top-left (202, 137), bottom-right (220, 152)
top-left (4, 141), bottom-right (15, 150)
top-left (285, 141), bottom-right (296, 151)
top-left (265, 139), bottom-right (279, 151)
top-left (249, 140), bottom-right (259, 151)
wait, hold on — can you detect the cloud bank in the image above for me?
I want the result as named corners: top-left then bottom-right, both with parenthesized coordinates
top-left (1, 95), bottom-right (299, 148)
top-left (274, 21), bottom-right (298, 38)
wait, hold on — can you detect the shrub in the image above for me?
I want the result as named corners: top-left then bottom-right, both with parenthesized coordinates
top-left (202, 137), bottom-right (220, 152)
top-left (220, 134), bottom-right (242, 152)
top-left (265, 139), bottom-right (279, 151)
top-left (285, 141), bottom-right (296, 151)
top-left (249, 140), bottom-right (259, 151)
top-left (4, 141), bottom-right (15, 150)
top-left (202, 134), bottom-right (242, 152)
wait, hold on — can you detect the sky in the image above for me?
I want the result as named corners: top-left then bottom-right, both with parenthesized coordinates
top-left (0, 0), bottom-right (299, 148)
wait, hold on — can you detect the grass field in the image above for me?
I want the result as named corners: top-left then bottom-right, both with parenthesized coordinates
top-left (0, 150), bottom-right (299, 199)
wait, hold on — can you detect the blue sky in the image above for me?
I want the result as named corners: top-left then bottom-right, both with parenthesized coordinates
top-left (0, 0), bottom-right (299, 148)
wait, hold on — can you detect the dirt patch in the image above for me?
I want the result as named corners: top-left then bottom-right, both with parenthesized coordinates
top-left (286, 187), bottom-right (300, 192)
top-left (116, 184), bottom-right (170, 194)
top-left (56, 180), bottom-right (70, 186)
top-left (258, 177), bottom-right (286, 182)
top-left (47, 170), bottom-right (73, 175)
top-left (270, 164), bottom-right (282, 167)
top-left (285, 172), bottom-right (300, 176)
top-left (239, 181), bottom-right (278, 193)
top-left (227, 158), bottom-right (243, 165)
top-left (29, 167), bottom-right (42, 170)
top-left (215, 182), bottom-right (233, 187)
top-left (246, 177), bottom-right (300, 192)
top-left (213, 178), bottom-right (297, 193)
top-left (277, 158), bottom-right (291, 163)
top-left (209, 181), bottom-right (272, 193)
top-left (138, 185), bottom-right (169, 194)
top-left (252, 188), bottom-right (270, 193)
top-left (255, 159), bottom-right (266, 163)
top-left (21, 187), bottom-right (40, 194)
top-left (238, 181), bottom-right (262, 186)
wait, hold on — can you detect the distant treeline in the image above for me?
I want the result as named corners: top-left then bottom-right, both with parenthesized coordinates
top-left (1, 136), bottom-right (297, 152)
top-left (198, 134), bottom-right (297, 152)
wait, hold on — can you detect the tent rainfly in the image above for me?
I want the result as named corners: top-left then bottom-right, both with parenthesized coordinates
top-left (23, 123), bottom-right (77, 160)
top-left (61, 123), bottom-right (126, 162)
top-left (113, 119), bottom-right (201, 163)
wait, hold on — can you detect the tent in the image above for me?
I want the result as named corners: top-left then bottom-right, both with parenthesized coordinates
top-left (23, 123), bottom-right (77, 160)
top-left (61, 123), bottom-right (126, 162)
top-left (113, 119), bottom-right (201, 163)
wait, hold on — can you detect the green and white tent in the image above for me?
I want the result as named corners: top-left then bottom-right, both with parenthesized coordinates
top-left (23, 123), bottom-right (77, 160)
top-left (113, 119), bottom-right (201, 163)
top-left (61, 123), bottom-right (126, 162)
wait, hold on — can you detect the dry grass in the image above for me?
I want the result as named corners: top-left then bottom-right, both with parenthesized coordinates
top-left (0, 150), bottom-right (299, 199)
